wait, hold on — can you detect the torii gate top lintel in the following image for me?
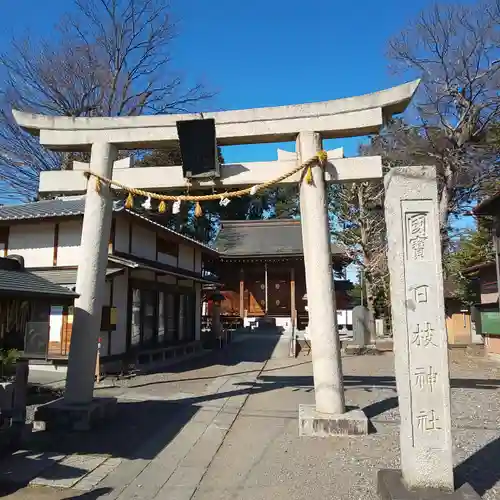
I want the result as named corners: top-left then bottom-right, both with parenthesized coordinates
top-left (12, 79), bottom-right (419, 152)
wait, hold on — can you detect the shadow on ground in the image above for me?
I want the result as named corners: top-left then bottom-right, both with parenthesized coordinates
top-left (2, 339), bottom-right (499, 498)
top-left (0, 335), bottom-right (282, 498)
top-left (255, 374), bottom-right (500, 391)
top-left (455, 435), bottom-right (500, 496)
top-left (0, 485), bottom-right (112, 499)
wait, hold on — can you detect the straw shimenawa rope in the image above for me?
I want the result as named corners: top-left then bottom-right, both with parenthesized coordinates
top-left (85, 150), bottom-right (328, 214)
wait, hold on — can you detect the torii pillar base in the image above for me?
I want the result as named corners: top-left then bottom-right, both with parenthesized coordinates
top-left (377, 470), bottom-right (481, 500)
top-left (33, 397), bottom-right (117, 432)
top-left (298, 404), bottom-right (368, 437)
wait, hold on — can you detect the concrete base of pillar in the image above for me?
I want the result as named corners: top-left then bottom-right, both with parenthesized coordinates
top-left (377, 470), bottom-right (481, 499)
top-left (298, 404), bottom-right (369, 437)
top-left (33, 397), bottom-right (117, 432)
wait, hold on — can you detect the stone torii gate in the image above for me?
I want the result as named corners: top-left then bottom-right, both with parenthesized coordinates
top-left (14, 79), bottom-right (476, 496)
top-left (14, 80), bottom-right (417, 421)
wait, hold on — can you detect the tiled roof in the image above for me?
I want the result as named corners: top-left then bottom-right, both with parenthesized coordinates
top-left (0, 196), bottom-right (216, 253)
top-left (0, 196), bottom-right (87, 221)
top-left (215, 219), bottom-right (345, 257)
top-left (0, 269), bottom-right (78, 299)
top-left (30, 267), bottom-right (124, 285)
top-left (473, 191), bottom-right (500, 216)
top-left (462, 261), bottom-right (496, 275)
top-left (108, 253), bottom-right (221, 285)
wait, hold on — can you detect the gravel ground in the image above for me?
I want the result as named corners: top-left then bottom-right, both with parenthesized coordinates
top-left (192, 347), bottom-right (500, 500)
top-left (9, 342), bottom-right (500, 500)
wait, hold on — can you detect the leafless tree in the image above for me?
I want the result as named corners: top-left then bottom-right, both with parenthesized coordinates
top-left (0, 0), bottom-right (213, 202)
top-left (387, 0), bottom-right (500, 243)
top-left (329, 180), bottom-right (389, 317)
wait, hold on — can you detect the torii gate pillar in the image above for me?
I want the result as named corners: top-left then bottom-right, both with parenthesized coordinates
top-left (65, 142), bottom-right (117, 405)
top-left (297, 131), bottom-right (368, 436)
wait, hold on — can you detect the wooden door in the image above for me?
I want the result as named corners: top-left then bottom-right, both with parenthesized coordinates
top-left (446, 312), bottom-right (471, 345)
top-left (267, 277), bottom-right (290, 315)
top-left (47, 305), bottom-right (72, 357)
top-left (247, 278), bottom-right (265, 316)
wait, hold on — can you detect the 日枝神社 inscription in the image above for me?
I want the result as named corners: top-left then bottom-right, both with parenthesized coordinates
top-left (385, 167), bottom-right (454, 491)
top-left (403, 205), bottom-right (447, 449)
top-left (414, 366), bottom-right (438, 392)
top-left (416, 409), bottom-right (441, 431)
top-left (411, 322), bottom-right (437, 348)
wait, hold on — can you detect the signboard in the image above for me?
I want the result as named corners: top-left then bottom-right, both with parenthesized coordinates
top-left (100, 306), bottom-right (118, 331)
top-left (480, 310), bottom-right (500, 335)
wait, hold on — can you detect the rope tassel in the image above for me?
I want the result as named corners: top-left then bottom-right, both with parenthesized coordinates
top-left (158, 200), bottom-right (166, 213)
top-left (95, 177), bottom-right (102, 193)
top-left (194, 201), bottom-right (203, 217)
top-left (125, 192), bottom-right (134, 209)
top-left (142, 196), bottom-right (152, 210)
top-left (172, 199), bottom-right (181, 215)
top-left (305, 165), bottom-right (313, 185)
top-left (317, 150), bottom-right (328, 166)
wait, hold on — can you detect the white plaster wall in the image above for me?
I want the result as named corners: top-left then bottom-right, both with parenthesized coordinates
top-left (57, 220), bottom-right (82, 266)
top-left (8, 223), bottom-right (54, 267)
top-left (131, 224), bottom-right (156, 260)
top-left (178, 244), bottom-right (194, 271)
top-left (482, 292), bottom-right (499, 304)
top-left (157, 274), bottom-right (177, 285)
top-left (114, 216), bottom-right (130, 253)
top-left (194, 248), bottom-right (202, 273)
top-left (110, 273), bottom-right (128, 356)
top-left (480, 268), bottom-right (499, 304)
top-left (158, 252), bottom-right (177, 267)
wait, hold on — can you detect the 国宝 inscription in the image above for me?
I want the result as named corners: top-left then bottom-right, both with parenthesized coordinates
top-left (406, 212), bottom-right (428, 260)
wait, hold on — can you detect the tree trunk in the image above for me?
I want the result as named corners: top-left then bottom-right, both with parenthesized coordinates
top-left (357, 184), bottom-right (376, 316)
top-left (439, 163), bottom-right (454, 255)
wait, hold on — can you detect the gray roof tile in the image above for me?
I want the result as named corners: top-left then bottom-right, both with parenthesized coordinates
top-left (0, 269), bottom-right (78, 299)
top-left (215, 219), bottom-right (344, 257)
top-left (0, 196), bottom-right (86, 221)
top-left (30, 267), bottom-right (123, 285)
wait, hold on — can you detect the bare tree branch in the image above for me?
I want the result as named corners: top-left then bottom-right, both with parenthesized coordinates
top-left (0, 0), bottom-right (214, 202)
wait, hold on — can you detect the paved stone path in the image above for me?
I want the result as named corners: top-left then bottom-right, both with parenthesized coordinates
top-left (1, 339), bottom-right (499, 499)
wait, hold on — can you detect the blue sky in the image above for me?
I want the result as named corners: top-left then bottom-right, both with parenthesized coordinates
top-left (0, 0), bottom-right (476, 281)
top-left (0, 0), bottom-right (439, 163)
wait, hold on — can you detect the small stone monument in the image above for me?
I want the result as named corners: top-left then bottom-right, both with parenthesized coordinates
top-left (349, 305), bottom-right (374, 348)
top-left (375, 318), bottom-right (386, 338)
top-left (378, 166), bottom-right (480, 499)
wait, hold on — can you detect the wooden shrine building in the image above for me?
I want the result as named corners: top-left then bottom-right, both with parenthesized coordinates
top-left (206, 219), bottom-right (352, 331)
